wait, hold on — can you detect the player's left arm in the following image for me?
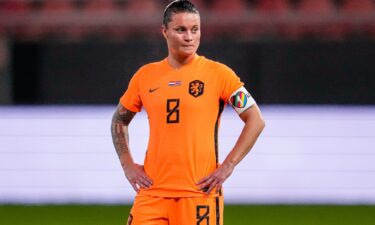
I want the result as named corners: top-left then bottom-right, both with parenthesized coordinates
top-left (197, 103), bottom-right (265, 194)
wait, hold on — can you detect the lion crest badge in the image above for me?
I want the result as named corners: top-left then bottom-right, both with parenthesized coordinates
top-left (189, 80), bottom-right (204, 97)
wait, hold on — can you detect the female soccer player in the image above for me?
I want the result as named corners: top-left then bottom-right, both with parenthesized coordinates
top-left (111, 1), bottom-right (265, 224)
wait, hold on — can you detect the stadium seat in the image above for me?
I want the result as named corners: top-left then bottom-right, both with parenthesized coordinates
top-left (341, 0), bottom-right (375, 38)
top-left (297, 0), bottom-right (336, 14)
top-left (41, 1), bottom-right (75, 12)
top-left (84, 0), bottom-right (116, 13)
top-left (125, 0), bottom-right (161, 13)
top-left (256, 0), bottom-right (291, 14)
top-left (189, 0), bottom-right (207, 11)
top-left (293, 0), bottom-right (343, 39)
top-left (160, 0), bottom-right (208, 12)
top-left (253, 0), bottom-right (295, 39)
top-left (341, 0), bottom-right (375, 13)
top-left (0, 1), bottom-right (30, 13)
top-left (0, 1), bottom-right (34, 39)
top-left (210, 0), bottom-right (248, 14)
top-left (159, 0), bottom-right (207, 12)
top-left (81, 0), bottom-right (115, 38)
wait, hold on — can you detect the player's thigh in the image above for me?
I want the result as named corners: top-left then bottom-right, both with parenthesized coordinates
top-left (127, 195), bottom-right (173, 225)
top-left (171, 195), bottom-right (224, 225)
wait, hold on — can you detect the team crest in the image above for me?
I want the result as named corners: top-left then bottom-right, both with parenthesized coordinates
top-left (189, 80), bottom-right (204, 97)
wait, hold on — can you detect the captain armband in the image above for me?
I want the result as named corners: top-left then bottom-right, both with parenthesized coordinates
top-left (228, 86), bottom-right (256, 115)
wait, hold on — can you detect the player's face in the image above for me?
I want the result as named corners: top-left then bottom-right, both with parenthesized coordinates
top-left (162, 12), bottom-right (201, 59)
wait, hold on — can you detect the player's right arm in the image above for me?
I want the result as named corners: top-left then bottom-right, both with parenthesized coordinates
top-left (111, 103), bottom-right (153, 192)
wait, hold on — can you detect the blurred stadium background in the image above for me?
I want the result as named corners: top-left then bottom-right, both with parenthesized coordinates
top-left (1, 0), bottom-right (375, 224)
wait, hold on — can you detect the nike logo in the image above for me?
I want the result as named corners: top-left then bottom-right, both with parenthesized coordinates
top-left (149, 87), bottom-right (160, 93)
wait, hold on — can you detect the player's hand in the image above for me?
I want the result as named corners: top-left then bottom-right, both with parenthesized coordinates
top-left (123, 163), bottom-right (153, 193)
top-left (197, 162), bottom-right (234, 194)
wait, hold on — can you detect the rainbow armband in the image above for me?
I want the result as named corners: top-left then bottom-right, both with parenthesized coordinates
top-left (228, 86), bottom-right (256, 114)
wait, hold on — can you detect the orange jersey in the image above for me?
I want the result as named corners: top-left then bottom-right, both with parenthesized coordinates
top-left (120, 55), bottom-right (243, 198)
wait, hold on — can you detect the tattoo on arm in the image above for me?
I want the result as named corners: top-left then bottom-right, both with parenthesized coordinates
top-left (111, 105), bottom-right (136, 159)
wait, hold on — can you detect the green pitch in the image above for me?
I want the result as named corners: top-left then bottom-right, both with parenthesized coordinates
top-left (0, 204), bottom-right (374, 225)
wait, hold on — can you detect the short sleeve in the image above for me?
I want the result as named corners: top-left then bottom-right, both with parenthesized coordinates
top-left (120, 72), bottom-right (143, 112)
top-left (219, 64), bottom-right (244, 102)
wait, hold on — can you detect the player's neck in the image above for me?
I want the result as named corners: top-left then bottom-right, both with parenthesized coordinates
top-left (167, 54), bottom-right (196, 70)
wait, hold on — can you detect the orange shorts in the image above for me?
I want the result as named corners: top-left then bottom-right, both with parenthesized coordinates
top-left (126, 194), bottom-right (224, 225)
